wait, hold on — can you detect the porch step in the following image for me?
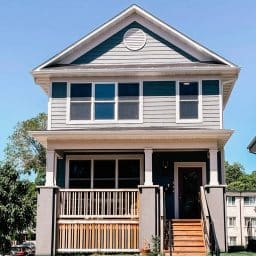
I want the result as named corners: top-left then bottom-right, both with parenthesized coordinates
top-left (169, 219), bottom-right (207, 256)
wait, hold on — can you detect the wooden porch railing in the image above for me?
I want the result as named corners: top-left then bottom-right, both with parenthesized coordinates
top-left (57, 189), bottom-right (140, 252)
top-left (58, 189), bottom-right (140, 218)
top-left (57, 220), bottom-right (139, 252)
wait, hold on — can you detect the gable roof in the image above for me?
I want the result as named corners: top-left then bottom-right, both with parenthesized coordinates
top-left (32, 5), bottom-right (239, 107)
top-left (33, 5), bottom-right (237, 71)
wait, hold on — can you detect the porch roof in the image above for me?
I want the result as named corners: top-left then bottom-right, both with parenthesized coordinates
top-left (30, 128), bottom-right (233, 150)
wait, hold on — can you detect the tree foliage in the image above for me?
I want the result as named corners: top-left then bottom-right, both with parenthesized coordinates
top-left (5, 113), bottom-right (47, 185)
top-left (0, 163), bottom-right (36, 253)
top-left (225, 161), bottom-right (256, 191)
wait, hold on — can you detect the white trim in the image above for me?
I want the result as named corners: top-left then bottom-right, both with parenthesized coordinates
top-left (33, 5), bottom-right (236, 71)
top-left (176, 80), bottom-right (203, 123)
top-left (174, 162), bottom-right (206, 218)
top-left (220, 80), bottom-right (223, 129)
top-left (47, 83), bottom-right (52, 130)
top-left (65, 154), bottom-right (144, 189)
top-left (66, 81), bottom-right (143, 124)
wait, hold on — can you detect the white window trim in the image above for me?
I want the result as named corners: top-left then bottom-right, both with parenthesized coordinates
top-left (244, 196), bottom-right (256, 206)
top-left (176, 80), bottom-right (203, 123)
top-left (228, 217), bottom-right (236, 227)
top-left (66, 81), bottom-right (143, 124)
top-left (173, 162), bottom-right (206, 218)
top-left (227, 196), bottom-right (236, 206)
top-left (65, 154), bottom-right (144, 189)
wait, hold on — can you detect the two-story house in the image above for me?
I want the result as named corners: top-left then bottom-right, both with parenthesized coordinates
top-left (31, 5), bottom-right (240, 255)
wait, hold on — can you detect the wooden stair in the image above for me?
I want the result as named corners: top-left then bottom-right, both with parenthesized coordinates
top-left (166, 219), bottom-right (207, 256)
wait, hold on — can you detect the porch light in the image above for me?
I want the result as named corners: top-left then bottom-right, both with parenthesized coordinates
top-left (162, 160), bottom-right (169, 169)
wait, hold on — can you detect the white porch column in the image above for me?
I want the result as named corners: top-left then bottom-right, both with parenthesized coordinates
top-left (209, 148), bottom-right (219, 185)
top-left (45, 150), bottom-right (56, 186)
top-left (144, 148), bottom-right (153, 186)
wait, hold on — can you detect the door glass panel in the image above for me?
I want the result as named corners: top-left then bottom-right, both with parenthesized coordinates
top-left (179, 167), bottom-right (202, 219)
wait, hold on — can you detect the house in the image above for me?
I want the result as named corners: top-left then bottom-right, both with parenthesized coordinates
top-left (248, 137), bottom-right (256, 154)
top-left (226, 192), bottom-right (256, 247)
top-left (30, 5), bottom-right (240, 255)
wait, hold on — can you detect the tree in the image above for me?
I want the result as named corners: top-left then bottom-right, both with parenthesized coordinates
top-left (0, 163), bottom-right (36, 253)
top-left (4, 113), bottom-right (47, 185)
top-left (225, 161), bottom-right (256, 191)
top-left (225, 161), bottom-right (244, 184)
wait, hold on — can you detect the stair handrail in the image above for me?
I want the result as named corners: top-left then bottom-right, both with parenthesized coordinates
top-left (200, 186), bottom-right (220, 256)
top-left (200, 186), bottom-right (210, 251)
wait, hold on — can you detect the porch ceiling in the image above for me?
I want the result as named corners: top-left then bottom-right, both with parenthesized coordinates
top-left (30, 129), bottom-right (233, 150)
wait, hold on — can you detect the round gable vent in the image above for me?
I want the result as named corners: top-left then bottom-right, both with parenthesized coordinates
top-left (123, 28), bottom-right (147, 51)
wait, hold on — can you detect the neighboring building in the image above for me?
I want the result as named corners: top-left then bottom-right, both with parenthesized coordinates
top-left (226, 192), bottom-right (256, 247)
top-left (248, 137), bottom-right (256, 154)
top-left (30, 5), bottom-right (240, 255)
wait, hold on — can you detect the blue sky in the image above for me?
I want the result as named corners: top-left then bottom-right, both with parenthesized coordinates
top-left (0, 0), bottom-right (255, 172)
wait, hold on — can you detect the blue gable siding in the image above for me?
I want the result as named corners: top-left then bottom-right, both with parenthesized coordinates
top-left (143, 81), bottom-right (176, 96)
top-left (72, 22), bottom-right (198, 64)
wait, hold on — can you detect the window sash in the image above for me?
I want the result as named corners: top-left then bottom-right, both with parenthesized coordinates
top-left (67, 157), bottom-right (142, 189)
top-left (68, 82), bottom-right (141, 121)
top-left (244, 196), bottom-right (255, 205)
top-left (178, 81), bottom-right (199, 120)
top-left (227, 196), bottom-right (235, 205)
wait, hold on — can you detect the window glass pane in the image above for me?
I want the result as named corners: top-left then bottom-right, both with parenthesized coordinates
top-left (71, 83), bottom-right (91, 100)
top-left (180, 101), bottom-right (198, 119)
top-left (118, 83), bottom-right (139, 100)
top-left (69, 180), bottom-right (91, 188)
top-left (94, 180), bottom-right (115, 188)
top-left (118, 102), bottom-right (139, 119)
top-left (95, 84), bottom-right (115, 100)
top-left (69, 160), bottom-right (91, 179)
top-left (52, 82), bottom-right (67, 98)
top-left (180, 82), bottom-right (198, 96)
top-left (95, 103), bottom-right (114, 119)
top-left (94, 160), bottom-right (115, 188)
top-left (119, 179), bottom-right (140, 188)
top-left (94, 160), bottom-right (115, 179)
top-left (70, 103), bottom-right (91, 120)
top-left (118, 160), bottom-right (140, 178)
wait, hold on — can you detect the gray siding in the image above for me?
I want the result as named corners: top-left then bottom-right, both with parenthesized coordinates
top-left (72, 22), bottom-right (196, 65)
top-left (50, 95), bottom-right (220, 129)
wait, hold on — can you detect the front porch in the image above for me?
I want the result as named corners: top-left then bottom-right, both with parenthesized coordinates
top-left (32, 129), bottom-right (231, 255)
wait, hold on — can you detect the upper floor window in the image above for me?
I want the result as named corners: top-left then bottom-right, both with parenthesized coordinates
top-left (69, 82), bottom-right (141, 122)
top-left (177, 81), bottom-right (202, 122)
top-left (227, 196), bottom-right (236, 206)
top-left (228, 217), bottom-right (236, 227)
top-left (245, 217), bottom-right (256, 227)
top-left (244, 196), bottom-right (256, 206)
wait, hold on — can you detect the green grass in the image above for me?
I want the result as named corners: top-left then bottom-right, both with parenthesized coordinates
top-left (220, 252), bottom-right (256, 256)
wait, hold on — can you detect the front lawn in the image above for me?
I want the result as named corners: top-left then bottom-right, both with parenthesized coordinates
top-left (220, 252), bottom-right (256, 256)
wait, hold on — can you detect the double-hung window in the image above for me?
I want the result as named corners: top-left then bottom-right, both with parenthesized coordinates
top-left (177, 81), bottom-right (201, 122)
top-left (227, 196), bottom-right (236, 206)
top-left (228, 217), bottom-right (236, 227)
top-left (244, 196), bottom-right (256, 206)
top-left (118, 83), bottom-right (140, 119)
top-left (69, 82), bottom-right (140, 122)
top-left (70, 83), bottom-right (92, 120)
top-left (95, 83), bottom-right (115, 120)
